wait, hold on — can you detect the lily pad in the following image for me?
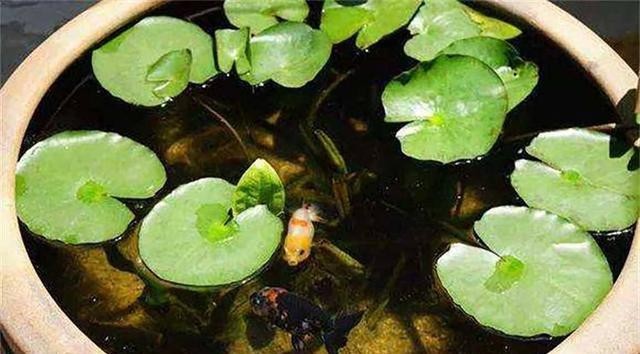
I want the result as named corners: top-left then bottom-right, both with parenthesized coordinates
top-left (241, 22), bottom-right (332, 88)
top-left (404, 0), bottom-right (520, 62)
top-left (138, 178), bottom-right (283, 287)
top-left (223, 0), bottom-right (309, 34)
top-left (146, 49), bottom-right (192, 99)
top-left (92, 16), bottom-right (217, 106)
top-left (437, 206), bottom-right (612, 337)
top-left (320, 0), bottom-right (421, 48)
top-left (511, 128), bottom-right (639, 231)
top-left (232, 159), bottom-right (285, 216)
top-left (382, 55), bottom-right (508, 163)
top-left (215, 28), bottom-right (251, 75)
top-left (16, 131), bottom-right (166, 244)
top-left (440, 37), bottom-right (538, 110)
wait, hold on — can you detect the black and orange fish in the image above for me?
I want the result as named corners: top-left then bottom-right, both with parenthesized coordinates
top-left (250, 287), bottom-right (363, 353)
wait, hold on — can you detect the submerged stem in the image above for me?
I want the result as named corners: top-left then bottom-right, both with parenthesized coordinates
top-left (366, 254), bottom-right (406, 329)
top-left (503, 122), bottom-right (639, 143)
top-left (193, 96), bottom-right (250, 160)
top-left (315, 239), bottom-right (365, 275)
top-left (300, 69), bottom-right (355, 156)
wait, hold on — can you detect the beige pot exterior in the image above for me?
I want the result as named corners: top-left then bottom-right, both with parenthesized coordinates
top-left (0, 1), bottom-right (637, 353)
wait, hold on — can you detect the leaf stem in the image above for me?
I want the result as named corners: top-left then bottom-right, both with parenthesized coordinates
top-left (185, 6), bottom-right (222, 21)
top-left (192, 95), bottom-right (251, 160)
top-left (503, 122), bottom-right (639, 143)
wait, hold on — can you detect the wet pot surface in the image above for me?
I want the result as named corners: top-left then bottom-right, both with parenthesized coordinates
top-left (18, 1), bottom-right (633, 354)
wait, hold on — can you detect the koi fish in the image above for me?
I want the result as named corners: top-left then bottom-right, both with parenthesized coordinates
top-left (250, 287), bottom-right (363, 354)
top-left (283, 203), bottom-right (322, 266)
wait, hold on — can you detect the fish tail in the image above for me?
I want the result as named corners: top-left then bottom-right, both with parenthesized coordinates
top-left (322, 311), bottom-right (364, 354)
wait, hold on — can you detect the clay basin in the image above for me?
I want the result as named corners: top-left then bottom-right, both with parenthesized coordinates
top-left (0, 0), bottom-right (637, 353)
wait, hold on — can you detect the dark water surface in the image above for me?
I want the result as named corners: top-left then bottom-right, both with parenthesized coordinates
top-left (18, 1), bottom-right (634, 354)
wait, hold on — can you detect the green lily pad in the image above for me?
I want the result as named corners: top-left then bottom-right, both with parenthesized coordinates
top-left (138, 178), bottom-right (283, 287)
top-left (16, 131), bottom-right (166, 244)
top-left (511, 129), bottom-right (639, 231)
top-left (320, 0), bottom-right (421, 48)
top-left (240, 22), bottom-right (332, 88)
top-left (223, 0), bottom-right (309, 34)
top-left (440, 37), bottom-right (538, 110)
top-left (437, 206), bottom-right (612, 337)
top-left (215, 28), bottom-right (251, 75)
top-left (232, 159), bottom-right (285, 216)
top-left (404, 0), bottom-right (520, 62)
top-left (146, 49), bottom-right (192, 99)
top-left (382, 55), bottom-right (508, 163)
top-left (92, 16), bottom-right (217, 106)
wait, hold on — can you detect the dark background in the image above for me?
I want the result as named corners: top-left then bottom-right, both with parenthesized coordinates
top-left (1, 0), bottom-right (638, 85)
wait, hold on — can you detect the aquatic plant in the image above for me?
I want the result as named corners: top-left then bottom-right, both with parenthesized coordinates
top-left (92, 16), bottom-right (217, 106)
top-left (511, 128), bottom-right (639, 231)
top-left (223, 0), bottom-right (309, 34)
top-left (404, 0), bottom-right (520, 61)
top-left (437, 206), bottom-right (612, 337)
top-left (320, 0), bottom-right (422, 48)
top-left (16, 131), bottom-right (166, 243)
top-left (138, 159), bottom-right (285, 287)
top-left (382, 55), bottom-right (509, 163)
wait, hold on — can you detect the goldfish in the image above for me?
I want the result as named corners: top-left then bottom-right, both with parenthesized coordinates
top-left (250, 287), bottom-right (363, 354)
top-left (283, 203), bottom-right (323, 266)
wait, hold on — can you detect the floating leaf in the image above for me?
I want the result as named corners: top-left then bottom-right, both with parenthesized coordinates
top-left (511, 128), bottom-right (639, 231)
top-left (232, 159), bottom-right (285, 216)
top-left (139, 178), bottom-right (283, 287)
top-left (92, 16), bottom-right (216, 106)
top-left (440, 37), bottom-right (538, 110)
top-left (215, 28), bottom-right (251, 75)
top-left (382, 55), bottom-right (507, 163)
top-left (463, 5), bottom-right (521, 39)
top-left (241, 22), bottom-right (332, 87)
top-left (404, 0), bottom-right (520, 62)
top-left (320, 0), bottom-right (421, 48)
top-left (146, 49), bottom-right (192, 99)
top-left (223, 0), bottom-right (309, 34)
top-left (16, 131), bottom-right (166, 244)
top-left (437, 206), bottom-right (612, 337)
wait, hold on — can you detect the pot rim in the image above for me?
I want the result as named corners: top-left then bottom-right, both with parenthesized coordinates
top-left (0, 1), bottom-right (637, 353)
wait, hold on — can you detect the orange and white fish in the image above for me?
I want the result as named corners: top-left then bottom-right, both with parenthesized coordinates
top-left (283, 204), bottom-right (323, 266)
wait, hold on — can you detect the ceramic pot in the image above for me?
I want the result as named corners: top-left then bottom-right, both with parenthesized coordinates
top-left (0, 1), bottom-right (637, 353)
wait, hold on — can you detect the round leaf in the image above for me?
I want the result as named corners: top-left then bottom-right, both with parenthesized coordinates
top-left (92, 16), bottom-right (217, 106)
top-left (146, 49), bottom-right (192, 99)
top-left (404, 0), bottom-right (521, 62)
top-left (215, 28), bottom-right (251, 74)
top-left (382, 55), bottom-right (508, 163)
top-left (511, 128), bottom-right (639, 231)
top-left (320, 0), bottom-right (421, 48)
top-left (437, 206), bottom-right (612, 337)
top-left (241, 22), bottom-right (332, 88)
top-left (223, 0), bottom-right (309, 34)
top-left (138, 178), bottom-right (283, 287)
top-left (404, 0), bottom-right (480, 62)
top-left (441, 37), bottom-right (538, 110)
top-left (16, 131), bottom-right (166, 244)
top-left (232, 159), bottom-right (285, 215)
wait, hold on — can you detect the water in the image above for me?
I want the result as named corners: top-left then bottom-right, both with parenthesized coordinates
top-left (21, 2), bottom-right (633, 353)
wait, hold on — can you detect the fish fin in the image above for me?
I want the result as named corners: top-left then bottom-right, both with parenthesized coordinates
top-left (291, 333), bottom-right (306, 352)
top-left (304, 203), bottom-right (327, 223)
top-left (322, 311), bottom-right (364, 354)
